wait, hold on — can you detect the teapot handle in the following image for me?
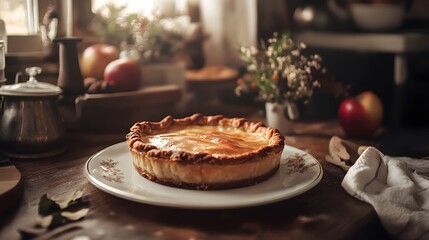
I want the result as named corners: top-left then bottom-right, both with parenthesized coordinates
top-left (14, 72), bottom-right (23, 84)
top-left (0, 95), bottom-right (3, 116)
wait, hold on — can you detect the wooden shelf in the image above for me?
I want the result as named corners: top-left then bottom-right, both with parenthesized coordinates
top-left (294, 31), bottom-right (429, 53)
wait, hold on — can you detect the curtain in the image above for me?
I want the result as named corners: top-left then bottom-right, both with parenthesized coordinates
top-left (199, 0), bottom-right (257, 68)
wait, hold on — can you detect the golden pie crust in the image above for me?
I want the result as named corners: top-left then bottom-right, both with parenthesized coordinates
top-left (127, 113), bottom-right (285, 190)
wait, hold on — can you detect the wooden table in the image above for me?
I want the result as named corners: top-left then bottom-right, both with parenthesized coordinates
top-left (0, 117), bottom-right (389, 240)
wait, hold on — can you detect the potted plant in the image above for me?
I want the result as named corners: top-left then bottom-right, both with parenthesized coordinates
top-left (129, 15), bottom-right (205, 90)
top-left (90, 4), bottom-right (139, 48)
top-left (235, 32), bottom-right (325, 134)
top-left (91, 5), bottom-right (205, 91)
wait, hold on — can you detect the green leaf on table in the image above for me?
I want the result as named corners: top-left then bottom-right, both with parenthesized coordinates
top-left (63, 196), bottom-right (91, 212)
top-left (49, 212), bottom-right (68, 229)
top-left (35, 212), bottom-right (68, 229)
top-left (38, 194), bottom-right (60, 216)
top-left (20, 189), bottom-right (89, 239)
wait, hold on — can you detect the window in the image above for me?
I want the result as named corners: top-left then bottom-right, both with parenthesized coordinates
top-left (0, 0), bottom-right (39, 35)
top-left (91, 0), bottom-right (176, 17)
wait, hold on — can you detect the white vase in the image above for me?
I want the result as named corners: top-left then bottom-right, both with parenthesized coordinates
top-left (265, 102), bottom-right (293, 135)
top-left (140, 62), bottom-right (186, 90)
top-left (140, 62), bottom-right (187, 111)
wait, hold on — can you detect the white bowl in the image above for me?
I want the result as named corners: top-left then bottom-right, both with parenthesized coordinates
top-left (350, 3), bottom-right (405, 31)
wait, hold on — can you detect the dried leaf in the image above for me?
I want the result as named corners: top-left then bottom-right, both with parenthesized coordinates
top-left (326, 136), bottom-right (366, 171)
top-left (358, 146), bottom-right (370, 155)
top-left (342, 140), bottom-right (361, 164)
top-left (325, 155), bottom-right (350, 171)
top-left (329, 136), bottom-right (350, 161)
top-left (61, 208), bottom-right (90, 221)
top-left (63, 197), bottom-right (91, 212)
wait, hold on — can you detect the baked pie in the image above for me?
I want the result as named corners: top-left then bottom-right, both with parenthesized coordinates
top-left (126, 114), bottom-right (285, 190)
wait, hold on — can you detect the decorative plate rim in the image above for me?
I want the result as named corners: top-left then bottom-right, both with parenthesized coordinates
top-left (84, 142), bottom-right (323, 209)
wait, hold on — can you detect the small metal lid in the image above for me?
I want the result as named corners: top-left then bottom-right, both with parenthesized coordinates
top-left (0, 67), bottom-right (62, 97)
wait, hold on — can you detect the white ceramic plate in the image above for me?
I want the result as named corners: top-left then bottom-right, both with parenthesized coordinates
top-left (84, 142), bottom-right (323, 209)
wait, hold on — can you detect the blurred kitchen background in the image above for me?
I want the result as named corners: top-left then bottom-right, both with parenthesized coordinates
top-left (1, 0), bottom-right (429, 132)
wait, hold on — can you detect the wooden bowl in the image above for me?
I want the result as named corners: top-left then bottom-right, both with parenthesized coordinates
top-left (63, 85), bottom-right (182, 133)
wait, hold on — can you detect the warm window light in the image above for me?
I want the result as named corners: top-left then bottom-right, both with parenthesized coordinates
top-left (0, 0), bottom-right (33, 35)
top-left (301, 8), bottom-right (314, 22)
top-left (91, 0), bottom-right (177, 17)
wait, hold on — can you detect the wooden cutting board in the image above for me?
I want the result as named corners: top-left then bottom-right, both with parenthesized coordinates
top-left (0, 154), bottom-right (23, 215)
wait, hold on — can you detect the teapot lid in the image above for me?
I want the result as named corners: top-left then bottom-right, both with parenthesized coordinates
top-left (0, 67), bottom-right (62, 97)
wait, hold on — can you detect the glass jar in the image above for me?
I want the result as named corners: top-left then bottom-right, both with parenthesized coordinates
top-left (0, 40), bottom-right (5, 84)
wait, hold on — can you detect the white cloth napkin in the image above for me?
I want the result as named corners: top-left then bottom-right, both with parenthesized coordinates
top-left (341, 147), bottom-right (429, 240)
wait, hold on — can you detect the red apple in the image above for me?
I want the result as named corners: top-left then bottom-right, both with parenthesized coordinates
top-left (338, 91), bottom-right (383, 137)
top-left (80, 43), bottom-right (119, 79)
top-left (104, 58), bottom-right (141, 92)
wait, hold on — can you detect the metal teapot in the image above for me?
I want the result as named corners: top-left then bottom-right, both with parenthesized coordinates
top-left (0, 67), bottom-right (66, 158)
